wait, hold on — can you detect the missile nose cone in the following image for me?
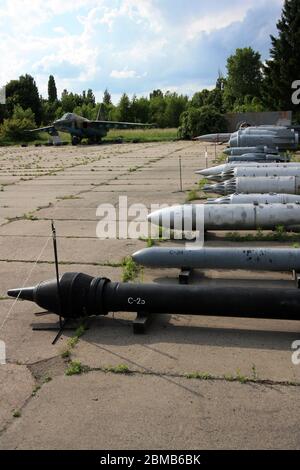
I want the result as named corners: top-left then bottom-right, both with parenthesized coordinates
top-left (203, 184), bottom-right (216, 192)
top-left (194, 133), bottom-right (231, 143)
top-left (147, 210), bottom-right (161, 226)
top-left (133, 248), bottom-right (158, 266)
top-left (207, 175), bottom-right (222, 182)
top-left (195, 169), bottom-right (210, 176)
top-left (132, 249), bottom-right (146, 264)
top-left (7, 286), bottom-right (35, 301)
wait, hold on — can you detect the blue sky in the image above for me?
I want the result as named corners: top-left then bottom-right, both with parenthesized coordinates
top-left (0, 0), bottom-right (284, 103)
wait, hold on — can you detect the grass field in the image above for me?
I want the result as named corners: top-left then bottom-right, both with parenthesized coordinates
top-left (0, 128), bottom-right (179, 146)
top-left (104, 127), bottom-right (178, 142)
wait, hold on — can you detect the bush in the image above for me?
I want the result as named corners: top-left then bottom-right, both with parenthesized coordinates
top-left (178, 105), bottom-right (227, 140)
top-left (0, 105), bottom-right (36, 141)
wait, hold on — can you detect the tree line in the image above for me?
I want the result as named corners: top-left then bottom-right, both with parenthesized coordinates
top-left (0, 0), bottom-right (299, 141)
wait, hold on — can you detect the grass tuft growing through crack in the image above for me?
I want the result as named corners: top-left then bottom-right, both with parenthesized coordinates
top-left (61, 324), bottom-right (86, 360)
top-left (226, 225), bottom-right (300, 243)
top-left (185, 189), bottom-right (200, 202)
top-left (23, 212), bottom-right (38, 221)
top-left (122, 256), bottom-right (141, 282)
top-left (65, 361), bottom-right (89, 376)
top-left (104, 364), bottom-right (131, 375)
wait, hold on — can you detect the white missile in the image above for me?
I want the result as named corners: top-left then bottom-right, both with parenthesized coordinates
top-left (148, 204), bottom-right (300, 231)
top-left (217, 166), bottom-right (300, 181)
top-left (223, 146), bottom-right (279, 156)
top-left (228, 154), bottom-right (289, 163)
top-left (204, 176), bottom-right (300, 196)
top-left (196, 162), bottom-right (300, 177)
top-left (206, 194), bottom-right (300, 205)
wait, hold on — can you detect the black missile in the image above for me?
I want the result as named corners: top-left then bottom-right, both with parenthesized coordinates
top-left (7, 272), bottom-right (300, 321)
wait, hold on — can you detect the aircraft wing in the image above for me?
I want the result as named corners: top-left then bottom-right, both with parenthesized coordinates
top-left (27, 126), bottom-right (56, 133)
top-left (90, 121), bottom-right (155, 129)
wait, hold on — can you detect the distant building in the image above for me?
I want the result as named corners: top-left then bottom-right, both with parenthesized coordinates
top-left (225, 111), bottom-right (292, 132)
top-left (0, 86), bottom-right (6, 104)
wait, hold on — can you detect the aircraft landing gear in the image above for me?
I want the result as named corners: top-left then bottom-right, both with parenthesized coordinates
top-left (72, 136), bottom-right (81, 146)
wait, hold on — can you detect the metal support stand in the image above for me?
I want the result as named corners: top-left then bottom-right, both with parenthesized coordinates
top-left (30, 221), bottom-right (80, 344)
top-left (133, 311), bottom-right (153, 334)
top-left (31, 316), bottom-right (90, 345)
top-left (179, 267), bottom-right (193, 285)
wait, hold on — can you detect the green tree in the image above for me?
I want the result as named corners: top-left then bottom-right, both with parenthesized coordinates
top-left (117, 93), bottom-right (132, 121)
top-left (48, 75), bottom-right (57, 103)
top-left (149, 92), bottom-right (167, 127)
top-left (164, 93), bottom-right (188, 127)
top-left (73, 103), bottom-right (96, 120)
top-left (83, 89), bottom-right (95, 106)
top-left (223, 47), bottom-right (263, 110)
top-left (0, 105), bottom-right (36, 141)
top-left (60, 90), bottom-right (83, 112)
top-left (103, 89), bottom-right (112, 105)
top-left (5, 74), bottom-right (42, 123)
top-left (233, 96), bottom-right (265, 113)
top-left (178, 105), bottom-right (227, 140)
top-left (131, 96), bottom-right (150, 123)
top-left (190, 90), bottom-right (210, 108)
top-left (150, 89), bottom-right (163, 99)
top-left (41, 99), bottom-right (59, 123)
top-left (263, 0), bottom-right (300, 115)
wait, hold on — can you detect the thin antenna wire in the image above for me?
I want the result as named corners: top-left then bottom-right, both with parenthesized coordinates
top-left (0, 235), bottom-right (52, 332)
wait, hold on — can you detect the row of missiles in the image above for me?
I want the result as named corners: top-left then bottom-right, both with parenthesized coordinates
top-left (195, 125), bottom-right (299, 150)
top-left (198, 125), bottom-right (300, 203)
top-left (8, 124), bottom-right (300, 330)
top-left (133, 124), bottom-right (300, 275)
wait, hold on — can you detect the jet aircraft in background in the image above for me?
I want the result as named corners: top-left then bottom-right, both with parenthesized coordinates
top-left (30, 112), bottom-right (154, 145)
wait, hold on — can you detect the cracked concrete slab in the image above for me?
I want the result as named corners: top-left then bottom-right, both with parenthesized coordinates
top-left (0, 236), bottom-right (145, 264)
top-left (0, 364), bottom-right (35, 433)
top-left (0, 371), bottom-right (299, 450)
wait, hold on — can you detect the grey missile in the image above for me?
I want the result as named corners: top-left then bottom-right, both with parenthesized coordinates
top-left (229, 129), bottom-right (298, 150)
top-left (196, 162), bottom-right (300, 177)
top-left (206, 194), bottom-right (300, 205)
top-left (195, 127), bottom-right (287, 143)
top-left (216, 166), bottom-right (300, 181)
top-left (228, 153), bottom-right (289, 163)
top-left (133, 247), bottom-right (300, 272)
top-left (148, 204), bottom-right (300, 231)
top-left (203, 176), bottom-right (300, 196)
top-left (223, 146), bottom-right (279, 156)
top-left (196, 127), bottom-right (299, 150)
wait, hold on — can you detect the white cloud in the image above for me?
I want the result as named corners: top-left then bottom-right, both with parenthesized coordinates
top-left (186, 6), bottom-right (250, 39)
top-left (0, 0), bottom-right (285, 100)
top-left (110, 68), bottom-right (147, 79)
top-left (110, 69), bottom-right (138, 79)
